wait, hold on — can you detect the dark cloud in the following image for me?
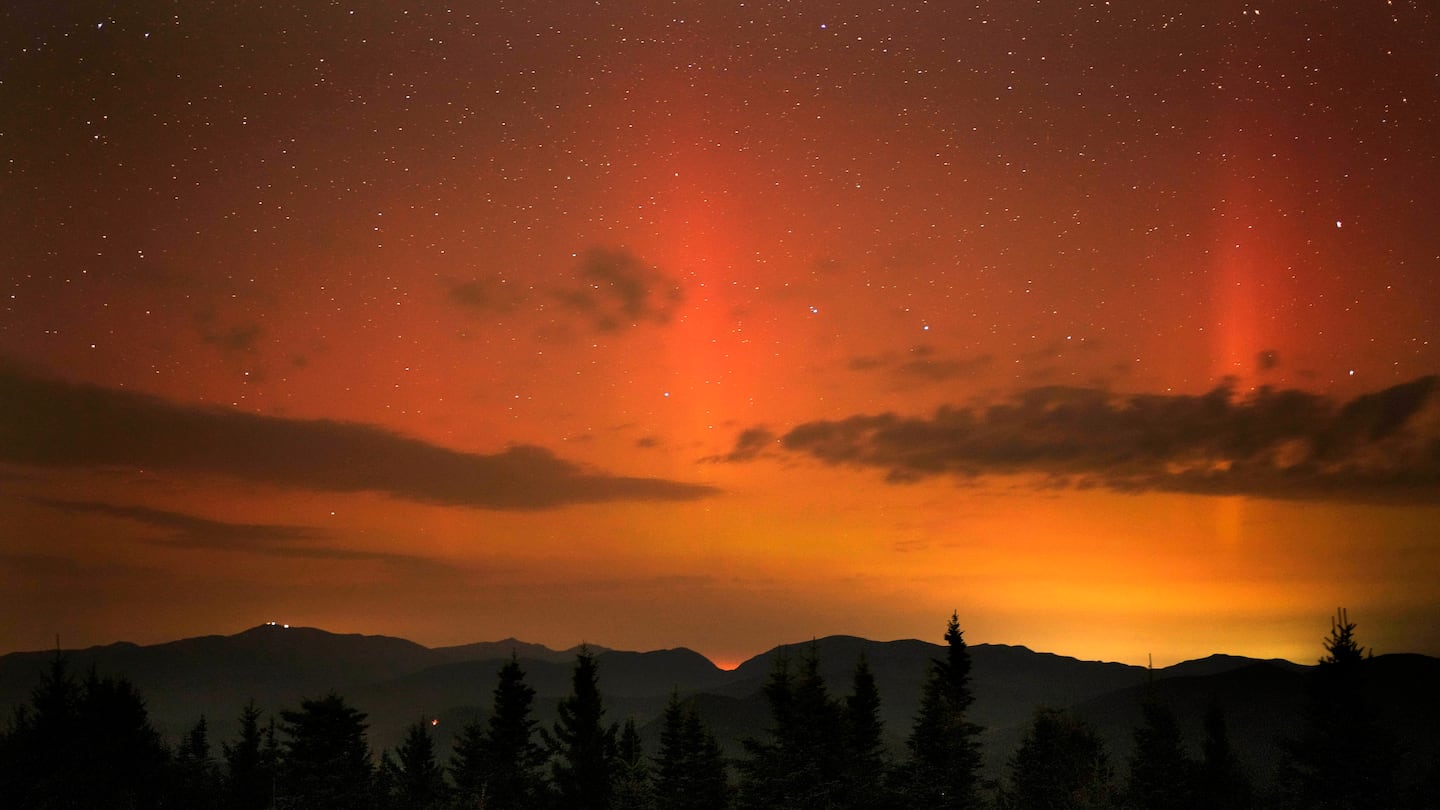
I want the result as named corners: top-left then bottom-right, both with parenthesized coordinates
top-left (445, 250), bottom-right (683, 334)
top-left (848, 345), bottom-right (993, 383)
top-left (898, 351), bottom-right (994, 382)
top-left (195, 311), bottom-right (263, 354)
top-left (556, 248), bottom-right (683, 331)
top-left (0, 364), bottom-right (719, 509)
top-left (712, 427), bottom-right (777, 462)
top-left (725, 377), bottom-right (1440, 503)
top-left (449, 274), bottom-right (524, 312)
top-left (31, 498), bottom-right (323, 545)
top-left (31, 498), bottom-right (452, 567)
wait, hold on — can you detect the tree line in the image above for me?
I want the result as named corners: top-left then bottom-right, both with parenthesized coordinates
top-left (0, 610), bottom-right (1423, 808)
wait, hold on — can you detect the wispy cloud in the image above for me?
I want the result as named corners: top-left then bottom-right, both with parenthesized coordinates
top-left (31, 498), bottom-right (321, 545)
top-left (554, 248), bottom-right (683, 331)
top-left (848, 345), bottom-right (994, 384)
top-left (448, 273), bottom-right (526, 313)
top-left (0, 364), bottom-right (719, 509)
top-left (447, 248), bottom-right (683, 333)
top-left (31, 498), bottom-right (450, 568)
top-left (724, 377), bottom-right (1440, 503)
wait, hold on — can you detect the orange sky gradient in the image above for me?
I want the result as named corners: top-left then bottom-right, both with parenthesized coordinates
top-left (2, 0), bottom-right (1437, 667)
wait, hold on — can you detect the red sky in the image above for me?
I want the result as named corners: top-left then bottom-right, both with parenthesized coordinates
top-left (2, 0), bottom-right (1438, 667)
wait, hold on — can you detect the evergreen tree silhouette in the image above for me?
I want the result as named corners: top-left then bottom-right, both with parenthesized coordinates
top-left (451, 654), bottom-right (546, 810)
top-left (1196, 702), bottom-right (1251, 810)
top-left (842, 653), bottom-right (893, 809)
top-left (222, 700), bottom-right (276, 810)
top-left (999, 707), bottom-right (1115, 810)
top-left (905, 611), bottom-right (984, 808)
top-left (737, 644), bottom-right (847, 809)
top-left (655, 692), bottom-right (728, 810)
top-left (0, 657), bottom-right (169, 809)
top-left (1126, 682), bottom-right (1192, 810)
top-left (542, 647), bottom-right (619, 810)
top-left (385, 719), bottom-right (448, 809)
top-left (1281, 608), bottom-right (1393, 808)
top-left (171, 714), bottom-right (222, 809)
top-left (613, 717), bottom-right (656, 809)
top-left (0, 654), bottom-right (81, 806)
top-left (278, 692), bottom-right (376, 809)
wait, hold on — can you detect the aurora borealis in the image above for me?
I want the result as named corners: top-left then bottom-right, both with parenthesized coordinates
top-left (2, 0), bottom-right (1437, 666)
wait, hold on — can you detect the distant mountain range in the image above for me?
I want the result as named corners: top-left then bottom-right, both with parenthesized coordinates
top-left (3, 625), bottom-right (1436, 792)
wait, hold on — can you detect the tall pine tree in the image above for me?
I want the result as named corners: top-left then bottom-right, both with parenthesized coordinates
top-left (223, 701), bottom-right (277, 810)
top-left (385, 719), bottom-right (448, 809)
top-left (738, 644), bottom-right (848, 809)
top-left (171, 715), bottom-right (222, 809)
top-left (0, 657), bottom-right (168, 809)
top-left (451, 654), bottom-right (546, 810)
top-left (999, 707), bottom-right (1115, 810)
top-left (1126, 683), bottom-right (1192, 810)
top-left (543, 647), bottom-right (619, 810)
top-left (906, 612), bottom-right (984, 809)
top-left (655, 693), bottom-right (729, 810)
top-left (613, 717), bottom-right (655, 809)
top-left (1197, 703), bottom-right (1251, 810)
top-left (842, 654), bottom-right (892, 809)
top-left (278, 692), bottom-right (375, 810)
top-left (1281, 609), bottom-right (1393, 808)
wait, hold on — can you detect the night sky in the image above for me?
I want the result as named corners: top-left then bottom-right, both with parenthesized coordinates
top-left (3, 0), bottom-right (1437, 667)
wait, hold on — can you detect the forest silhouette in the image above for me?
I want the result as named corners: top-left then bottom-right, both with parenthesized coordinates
top-left (1, 611), bottom-right (1436, 808)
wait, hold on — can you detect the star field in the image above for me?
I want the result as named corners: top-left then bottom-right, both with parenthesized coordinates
top-left (1, 0), bottom-right (1437, 664)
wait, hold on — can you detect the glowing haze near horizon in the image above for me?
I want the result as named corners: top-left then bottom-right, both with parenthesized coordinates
top-left (2, 0), bottom-right (1438, 669)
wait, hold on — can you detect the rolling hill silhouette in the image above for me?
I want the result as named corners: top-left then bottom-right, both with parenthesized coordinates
top-left (3, 625), bottom-right (1436, 795)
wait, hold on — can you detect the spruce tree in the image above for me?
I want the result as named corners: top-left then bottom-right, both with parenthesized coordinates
top-left (1282, 609), bottom-right (1393, 808)
top-left (906, 611), bottom-right (984, 808)
top-left (451, 654), bottom-right (546, 810)
top-left (0, 660), bottom-right (170, 809)
top-left (543, 647), bottom-right (619, 810)
top-left (0, 654), bottom-right (81, 806)
top-left (1126, 686), bottom-right (1192, 810)
top-left (278, 692), bottom-right (375, 810)
top-left (842, 653), bottom-right (891, 809)
top-left (387, 720), bottom-right (448, 809)
top-left (172, 715), bottom-right (222, 809)
top-left (738, 644), bottom-right (847, 809)
top-left (790, 644), bottom-right (846, 804)
top-left (74, 668), bottom-right (171, 808)
top-left (737, 653), bottom-right (796, 809)
top-left (450, 718), bottom-right (488, 803)
top-left (223, 701), bottom-right (275, 810)
top-left (655, 693), bottom-right (729, 810)
top-left (1197, 703), bottom-right (1251, 810)
top-left (1000, 707), bottom-right (1114, 810)
top-left (684, 706), bottom-right (730, 809)
top-left (613, 717), bottom-right (655, 809)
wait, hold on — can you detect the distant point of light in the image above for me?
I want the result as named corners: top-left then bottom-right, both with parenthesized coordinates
top-left (820, 23), bottom-right (827, 29)
top-left (1336, 220), bottom-right (1343, 228)
top-left (1349, 369), bottom-right (1355, 376)
top-left (809, 305), bottom-right (819, 315)
top-left (431, 718), bottom-right (439, 727)
top-left (922, 324), bottom-right (931, 331)
top-left (663, 391), bottom-right (670, 397)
